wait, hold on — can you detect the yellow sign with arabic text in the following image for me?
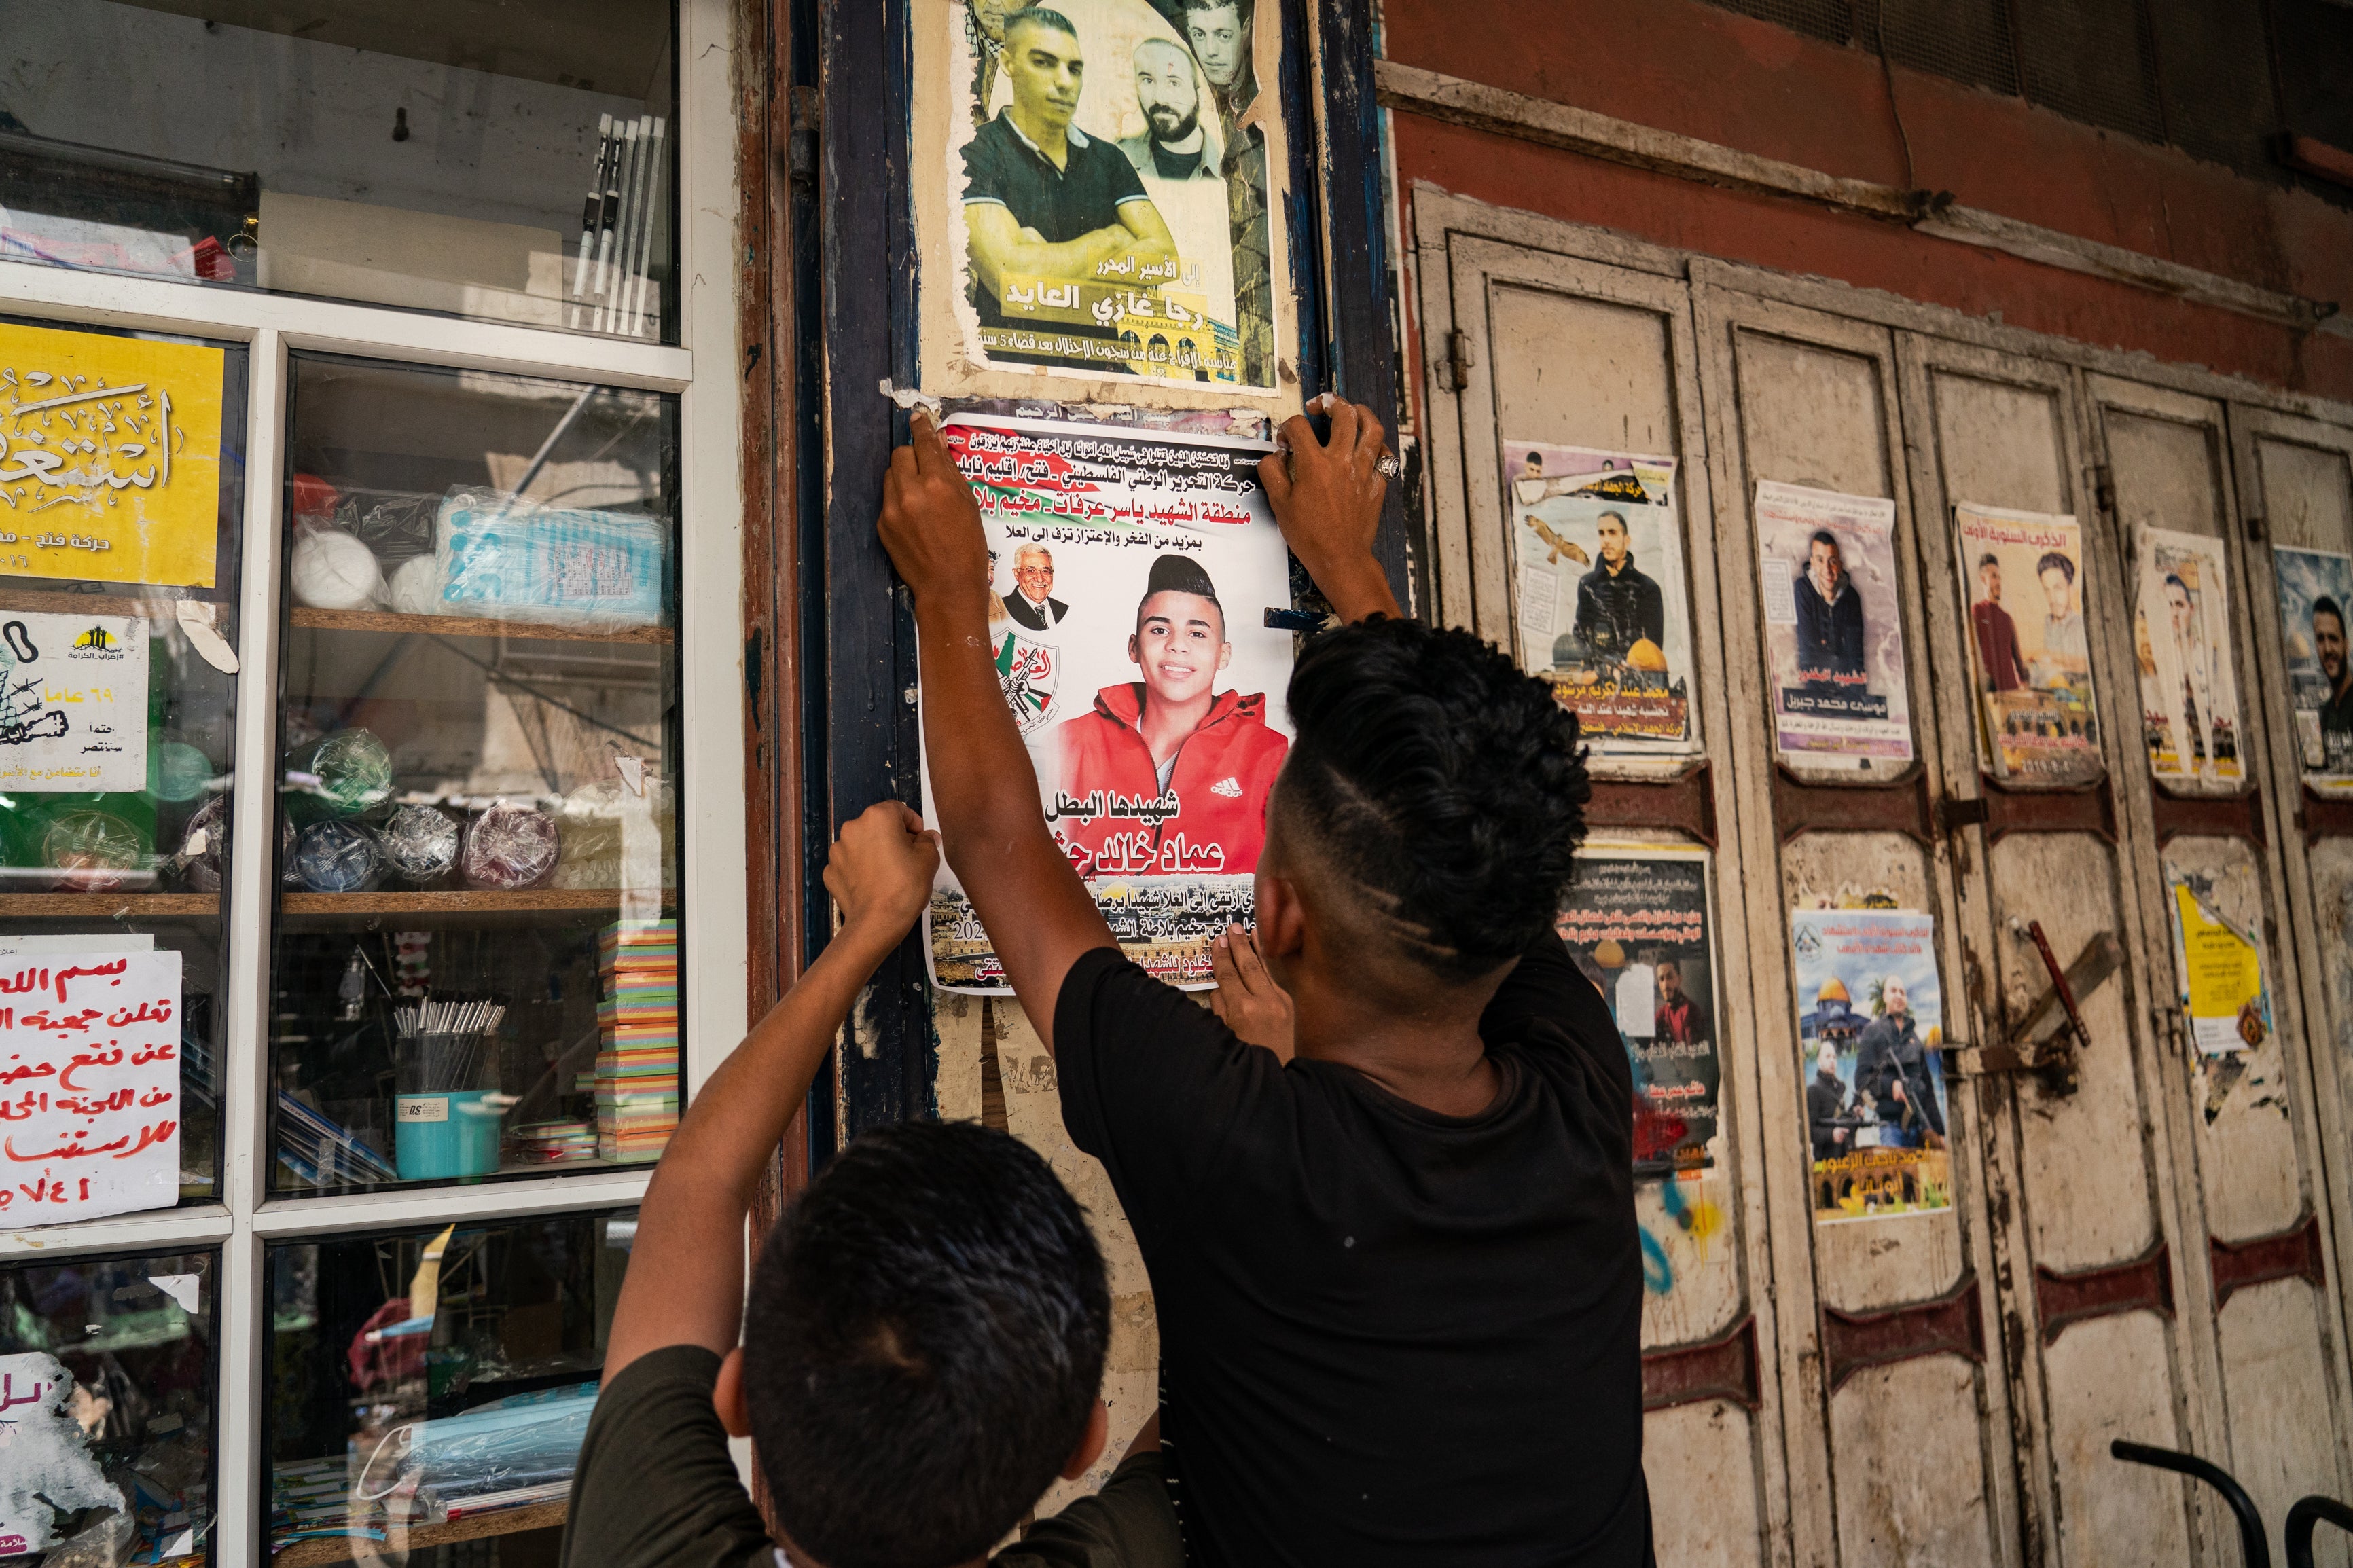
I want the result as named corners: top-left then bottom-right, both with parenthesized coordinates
top-left (0, 320), bottom-right (226, 589)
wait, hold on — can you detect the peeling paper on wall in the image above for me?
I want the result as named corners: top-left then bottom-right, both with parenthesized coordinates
top-left (2167, 873), bottom-right (2269, 1057)
top-left (0, 1352), bottom-right (120, 1556)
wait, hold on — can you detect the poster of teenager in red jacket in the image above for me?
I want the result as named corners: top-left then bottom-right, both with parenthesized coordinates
top-left (922, 413), bottom-right (1295, 991)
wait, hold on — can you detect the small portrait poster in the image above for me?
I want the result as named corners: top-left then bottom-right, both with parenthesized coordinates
top-left (2273, 545), bottom-right (2353, 795)
top-left (1501, 441), bottom-right (1694, 755)
top-left (2132, 526), bottom-right (2243, 789)
top-left (0, 613), bottom-right (149, 793)
top-left (1954, 503), bottom-right (2104, 786)
top-left (1, 320), bottom-right (228, 589)
top-left (2166, 869), bottom-right (2269, 1056)
top-left (1791, 907), bottom-right (1952, 1225)
top-left (1556, 847), bottom-right (1720, 1179)
top-left (922, 414), bottom-right (1293, 991)
top-left (941, 0), bottom-right (1282, 390)
top-left (1752, 480), bottom-right (1913, 765)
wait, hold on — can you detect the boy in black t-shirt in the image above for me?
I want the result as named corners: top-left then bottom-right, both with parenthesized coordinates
top-left (880, 400), bottom-right (1651, 1566)
top-left (560, 803), bottom-right (1181, 1568)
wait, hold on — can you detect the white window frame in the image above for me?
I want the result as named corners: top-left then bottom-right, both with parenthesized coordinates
top-left (0, 1), bottom-right (749, 1561)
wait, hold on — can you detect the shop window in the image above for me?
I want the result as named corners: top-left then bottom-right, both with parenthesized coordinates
top-left (0, 316), bottom-right (249, 1213)
top-left (264, 1211), bottom-right (634, 1561)
top-left (0, 1), bottom-right (679, 342)
top-left (0, 1248), bottom-right (219, 1564)
top-left (267, 354), bottom-right (681, 1195)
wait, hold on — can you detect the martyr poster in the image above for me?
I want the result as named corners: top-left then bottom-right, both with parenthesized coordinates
top-left (1790, 907), bottom-right (1952, 1224)
top-left (2132, 526), bottom-right (2243, 789)
top-left (1954, 503), bottom-right (2104, 786)
top-left (1555, 847), bottom-right (1719, 1178)
top-left (922, 413), bottom-right (1293, 991)
top-left (0, 948), bottom-right (183, 1226)
top-left (2273, 545), bottom-right (2353, 794)
top-left (0, 320), bottom-right (228, 589)
top-left (0, 612), bottom-right (150, 793)
top-left (1752, 480), bottom-right (1914, 766)
top-left (937, 0), bottom-right (1285, 392)
top-left (1501, 442), bottom-right (1695, 756)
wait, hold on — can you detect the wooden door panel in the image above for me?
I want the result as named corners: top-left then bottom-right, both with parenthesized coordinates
top-left (1650, 1402), bottom-right (1767, 1568)
top-left (2042, 1313), bottom-right (2194, 1568)
top-left (1827, 1358), bottom-right (1994, 1566)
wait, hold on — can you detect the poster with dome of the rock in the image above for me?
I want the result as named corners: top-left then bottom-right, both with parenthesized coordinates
top-left (1501, 441), bottom-right (1695, 758)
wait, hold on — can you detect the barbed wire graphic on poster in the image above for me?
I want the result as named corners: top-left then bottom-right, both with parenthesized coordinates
top-left (1791, 907), bottom-right (1951, 1224)
top-left (1501, 442), bottom-right (1694, 756)
top-left (1752, 480), bottom-right (1914, 768)
top-left (1954, 502), bottom-right (2104, 787)
top-left (2274, 545), bottom-right (2353, 796)
top-left (941, 0), bottom-right (1282, 390)
top-left (1555, 847), bottom-right (1720, 1180)
top-left (922, 413), bottom-right (1292, 991)
top-left (2132, 526), bottom-right (2243, 790)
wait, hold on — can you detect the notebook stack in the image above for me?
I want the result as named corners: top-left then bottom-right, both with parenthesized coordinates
top-left (596, 919), bottom-right (679, 1163)
top-left (508, 1119), bottom-right (598, 1165)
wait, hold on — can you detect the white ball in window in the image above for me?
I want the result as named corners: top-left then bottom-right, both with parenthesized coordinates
top-left (387, 553), bottom-right (446, 617)
top-left (289, 529), bottom-right (384, 611)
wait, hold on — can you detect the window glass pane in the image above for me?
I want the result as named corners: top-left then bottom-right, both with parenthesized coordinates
top-left (2, 1), bottom-right (679, 344)
top-left (265, 1211), bottom-right (633, 1557)
top-left (269, 354), bottom-right (679, 1196)
top-left (0, 316), bottom-right (247, 1216)
top-left (0, 1248), bottom-right (219, 1564)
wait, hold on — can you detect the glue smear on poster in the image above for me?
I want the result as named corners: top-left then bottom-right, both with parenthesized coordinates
top-left (0, 1351), bottom-right (120, 1556)
top-left (1501, 442), bottom-right (1694, 758)
top-left (1753, 481), bottom-right (1913, 766)
top-left (921, 414), bottom-right (1292, 991)
top-left (0, 949), bottom-right (182, 1225)
top-left (0, 612), bottom-right (150, 792)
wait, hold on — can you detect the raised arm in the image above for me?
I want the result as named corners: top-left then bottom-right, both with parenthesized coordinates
top-left (878, 413), bottom-right (1115, 1053)
top-left (600, 801), bottom-right (939, 1378)
top-left (1261, 395), bottom-right (1403, 623)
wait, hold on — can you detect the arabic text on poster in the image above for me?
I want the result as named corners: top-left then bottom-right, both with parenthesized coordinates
top-left (1501, 442), bottom-right (1695, 755)
top-left (2168, 874), bottom-right (2268, 1056)
top-left (0, 949), bottom-right (183, 1226)
top-left (1555, 847), bottom-right (1721, 1178)
top-left (921, 414), bottom-right (1291, 991)
top-left (0, 613), bottom-right (150, 792)
top-left (1790, 907), bottom-right (1952, 1224)
top-left (0, 321), bottom-right (226, 589)
top-left (1953, 502), bottom-right (2104, 787)
top-left (2273, 545), bottom-right (2353, 796)
top-left (2132, 526), bottom-right (2243, 789)
top-left (1752, 480), bottom-right (1914, 765)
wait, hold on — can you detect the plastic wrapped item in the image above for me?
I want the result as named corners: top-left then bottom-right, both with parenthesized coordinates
top-left (436, 489), bottom-right (666, 627)
top-left (461, 802), bottom-right (560, 890)
top-left (147, 735), bottom-right (215, 803)
top-left (280, 812), bottom-right (302, 887)
top-left (293, 820), bottom-right (383, 893)
top-left (387, 553), bottom-right (446, 617)
top-left (177, 795), bottom-right (230, 891)
top-left (289, 528), bottom-right (384, 610)
top-left (306, 729), bottom-right (395, 816)
top-left (343, 489), bottom-right (440, 562)
top-left (380, 804), bottom-right (461, 883)
top-left (41, 808), bottom-right (146, 891)
top-left (357, 1382), bottom-right (598, 1513)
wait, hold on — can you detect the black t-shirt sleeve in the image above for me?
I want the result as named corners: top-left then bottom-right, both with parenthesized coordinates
top-left (559, 1345), bottom-right (771, 1568)
top-left (993, 1449), bottom-right (1183, 1568)
top-left (1097, 139), bottom-right (1149, 208)
top-left (1481, 930), bottom-right (1632, 1101)
top-left (1054, 947), bottom-right (1285, 1242)
top-left (964, 122), bottom-right (1010, 207)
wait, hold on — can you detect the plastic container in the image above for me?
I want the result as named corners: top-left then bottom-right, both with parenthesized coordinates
top-left (393, 1091), bottom-right (511, 1180)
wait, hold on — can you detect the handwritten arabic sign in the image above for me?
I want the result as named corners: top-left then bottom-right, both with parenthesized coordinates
top-left (921, 414), bottom-right (1292, 991)
top-left (0, 613), bottom-right (150, 792)
top-left (0, 1353), bottom-right (118, 1555)
top-left (0, 950), bottom-right (182, 1226)
top-left (0, 320), bottom-right (227, 589)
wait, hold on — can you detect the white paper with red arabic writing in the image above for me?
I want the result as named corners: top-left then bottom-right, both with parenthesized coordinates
top-left (0, 950), bottom-right (181, 1226)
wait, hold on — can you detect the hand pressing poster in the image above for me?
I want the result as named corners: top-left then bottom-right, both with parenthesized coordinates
top-left (2132, 527), bottom-right (2243, 789)
top-left (922, 414), bottom-right (1293, 991)
top-left (1502, 443), bottom-right (1695, 757)
top-left (941, 0), bottom-right (1285, 390)
top-left (0, 612), bottom-right (150, 792)
top-left (2274, 545), bottom-right (2353, 795)
top-left (1554, 848), bottom-right (1720, 1178)
top-left (1791, 907), bottom-right (1951, 1224)
top-left (0, 949), bottom-right (183, 1226)
top-left (1753, 481), bottom-right (1914, 768)
top-left (1954, 503), bottom-right (2104, 786)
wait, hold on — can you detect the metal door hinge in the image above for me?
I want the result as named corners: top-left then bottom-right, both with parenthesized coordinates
top-left (1441, 329), bottom-right (1473, 393)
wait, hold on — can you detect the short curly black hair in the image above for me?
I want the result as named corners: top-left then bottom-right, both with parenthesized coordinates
top-left (744, 1120), bottom-right (1109, 1568)
top-left (1276, 616), bottom-right (1589, 983)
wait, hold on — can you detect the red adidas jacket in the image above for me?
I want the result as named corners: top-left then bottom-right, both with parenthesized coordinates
top-left (1051, 682), bottom-right (1290, 879)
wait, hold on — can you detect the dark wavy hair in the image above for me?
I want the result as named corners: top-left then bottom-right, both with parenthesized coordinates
top-left (1278, 616), bottom-right (1589, 983)
top-left (744, 1120), bottom-right (1109, 1568)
